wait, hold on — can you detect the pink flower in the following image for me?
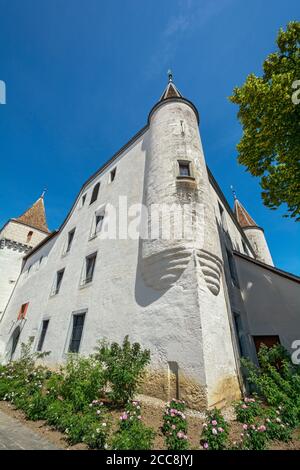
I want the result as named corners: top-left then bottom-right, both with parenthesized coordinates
top-left (241, 404), bottom-right (248, 409)
top-left (171, 425), bottom-right (176, 430)
top-left (203, 442), bottom-right (209, 449)
top-left (218, 427), bottom-right (224, 433)
top-left (177, 431), bottom-right (184, 439)
top-left (211, 420), bottom-right (218, 426)
top-left (242, 424), bottom-right (248, 430)
top-left (258, 425), bottom-right (266, 432)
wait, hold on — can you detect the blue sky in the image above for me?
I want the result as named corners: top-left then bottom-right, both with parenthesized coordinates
top-left (0, 0), bottom-right (299, 275)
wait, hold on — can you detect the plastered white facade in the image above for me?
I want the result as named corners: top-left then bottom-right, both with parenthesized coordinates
top-left (0, 80), bottom-right (295, 409)
top-left (0, 220), bottom-right (48, 316)
top-left (243, 227), bottom-right (274, 266)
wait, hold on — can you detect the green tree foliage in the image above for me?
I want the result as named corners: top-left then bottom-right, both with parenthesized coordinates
top-left (230, 22), bottom-right (300, 220)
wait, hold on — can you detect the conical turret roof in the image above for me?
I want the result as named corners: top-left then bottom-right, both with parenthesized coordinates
top-left (234, 198), bottom-right (258, 228)
top-left (15, 193), bottom-right (50, 233)
top-left (159, 70), bottom-right (183, 101)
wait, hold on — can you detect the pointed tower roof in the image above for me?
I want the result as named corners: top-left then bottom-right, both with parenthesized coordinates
top-left (159, 70), bottom-right (183, 101)
top-left (234, 198), bottom-right (258, 228)
top-left (148, 70), bottom-right (199, 124)
top-left (14, 192), bottom-right (50, 233)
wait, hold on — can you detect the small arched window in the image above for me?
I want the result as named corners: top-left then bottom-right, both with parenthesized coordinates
top-left (27, 230), bottom-right (33, 243)
top-left (90, 182), bottom-right (100, 205)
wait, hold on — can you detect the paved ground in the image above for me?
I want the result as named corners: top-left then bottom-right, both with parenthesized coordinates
top-left (0, 410), bottom-right (60, 450)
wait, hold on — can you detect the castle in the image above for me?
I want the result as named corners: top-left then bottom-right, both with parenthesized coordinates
top-left (1, 75), bottom-right (299, 410)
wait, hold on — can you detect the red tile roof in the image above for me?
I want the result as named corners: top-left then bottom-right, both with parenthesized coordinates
top-left (15, 196), bottom-right (50, 233)
top-left (234, 199), bottom-right (257, 228)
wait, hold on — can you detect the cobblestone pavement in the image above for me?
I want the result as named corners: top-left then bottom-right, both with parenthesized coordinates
top-left (0, 410), bottom-right (60, 450)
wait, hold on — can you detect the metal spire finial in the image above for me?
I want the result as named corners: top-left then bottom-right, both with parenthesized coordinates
top-left (167, 69), bottom-right (173, 83)
top-left (230, 185), bottom-right (237, 200)
top-left (40, 188), bottom-right (47, 199)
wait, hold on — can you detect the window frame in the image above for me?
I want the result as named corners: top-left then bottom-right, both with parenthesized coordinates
top-left (80, 252), bottom-right (97, 286)
top-left (67, 311), bottom-right (86, 354)
top-left (80, 193), bottom-right (87, 209)
top-left (89, 206), bottom-right (106, 239)
top-left (89, 182), bottom-right (100, 205)
top-left (64, 228), bottom-right (76, 255)
top-left (51, 268), bottom-right (65, 296)
top-left (110, 167), bottom-right (117, 183)
top-left (36, 319), bottom-right (50, 352)
top-left (176, 160), bottom-right (194, 180)
top-left (17, 302), bottom-right (29, 321)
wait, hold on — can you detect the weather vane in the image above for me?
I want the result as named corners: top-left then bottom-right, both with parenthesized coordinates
top-left (41, 188), bottom-right (47, 198)
top-left (230, 185), bottom-right (237, 200)
top-left (167, 69), bottom-right (173, 83)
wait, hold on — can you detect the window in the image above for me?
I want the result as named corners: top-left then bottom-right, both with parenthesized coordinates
top-left (53, 269), bottom-right (65, 295)
top-left (66, 228), bottom-right (75, 253)
top-left (27, 231), bottom-right (33, 243)
top-left (90, 182), bottom-right (100, 205)
top-left (95, 214), bottom-right (104, 233)
top-left (253, 335), bottom-right (281, 354)
top-left (110, 168), bottom-right (116, 182)
top-left (17, 302), bottom-right (29, 320)
top-left (253, 336), bottom-right (281, 367)
top-left (226, 249), bottom-right (239, 287)
top-left (178, 161), bottom-right (191, 177)
top-left (68, 313), bottom-right (85, 353)
top-left (10, 326), bottom-right (21, 359)
top-left (81, 194), bottom-right (86, 207)
top-left (37, 320), bottom-right (49, 351)
top-left (91, 210), bottom-right (105, 238)
top-left (82, 252), bottom-right (97, 285)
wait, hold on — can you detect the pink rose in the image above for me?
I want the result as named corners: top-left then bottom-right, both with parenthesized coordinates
top-left (211, 420), bottom-right (218, 426)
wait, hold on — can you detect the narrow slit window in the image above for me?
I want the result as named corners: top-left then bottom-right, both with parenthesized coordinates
top-left (110, 168), bottom-right (116, 182)
top-left (66, 229), bottom-right (75, 253)
top-left (27, 231), bottom-right (33, 243)
top-left (37, 320), bottom-right (49, 352)
top-left (90, 182), bottom-right (100, 205)
top-left (178, 161), bottom-right (191, 177)
top-left (54, 269), bottom-right (65, 295)
top-left (69, 313), bottom-right (85, 353)
top-left (81, 194), bottom-right (86, 207)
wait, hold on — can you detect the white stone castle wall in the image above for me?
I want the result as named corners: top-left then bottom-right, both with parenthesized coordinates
top-left (243, 227), bottom-right (274, 266)
top-left (1, 220), bottom-right (47, 247)
top-left (0, 107), bottom-right (256, 407)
